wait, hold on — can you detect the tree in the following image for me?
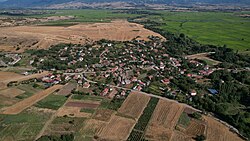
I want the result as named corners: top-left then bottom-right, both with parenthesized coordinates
top-left (194, 135), bottom-right (206, 141)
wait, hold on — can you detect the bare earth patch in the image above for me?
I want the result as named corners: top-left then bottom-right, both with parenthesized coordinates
top-left (1, 85), bottom-right (62, 114)
top-left (0, 20), bottom-right (165, 52)
top-left (118, 92), bottom-right (150, 119)
top-left (65, 101), bottom-right (100, 109)
top-left (97, 115), bottom-right (136, 141)
top-left (186, 52), bottom-right (221, 65)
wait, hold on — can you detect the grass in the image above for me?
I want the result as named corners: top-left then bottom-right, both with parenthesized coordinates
top-left (150, 11), bottom-right (250, 51)
top-left (35, 93), bottom-right (68, 110)
top-left (71, 94), bottom-right (103, 101)
top-left (28, 9), bottom-right (138, 26)
top-left (16, 84), bottom-right (42, 99)
top-left (80, 108), bottom-right (95, 114)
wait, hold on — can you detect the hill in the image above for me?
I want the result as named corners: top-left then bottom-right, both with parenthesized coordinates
top-left (0, 0), bottom-right (250, 8)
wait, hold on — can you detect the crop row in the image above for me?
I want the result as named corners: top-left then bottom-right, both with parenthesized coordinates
top-left (134, 97), bottom-right (159, 131)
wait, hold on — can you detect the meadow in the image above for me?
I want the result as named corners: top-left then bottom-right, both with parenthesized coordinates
top-left (151, 11), bottom-right (250, 51)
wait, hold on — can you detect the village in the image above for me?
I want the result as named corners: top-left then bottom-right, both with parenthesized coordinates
top-left (8, 36), bottom-right (223, 103)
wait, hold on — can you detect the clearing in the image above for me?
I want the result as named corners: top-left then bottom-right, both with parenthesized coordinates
top-left (186, 52), bottom-right (221, 66)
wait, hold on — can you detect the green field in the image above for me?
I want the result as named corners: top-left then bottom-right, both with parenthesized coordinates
top-left (28, 9), bottom-right (138, 26)
top-left (150, 11), bottom-right (250, 51)
top-left (0, 110), bottom-right (51, 141)
top-left (35, 94), bottom-right (68, 110)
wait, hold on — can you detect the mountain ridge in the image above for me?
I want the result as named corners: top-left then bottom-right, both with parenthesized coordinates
top-left (1, 0), bottom-right (250, 8)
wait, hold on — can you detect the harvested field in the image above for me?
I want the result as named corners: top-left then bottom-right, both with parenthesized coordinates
top-left (57, 106), bottom-right (91, 118)
top-left (57, 83), bottom-right (76, 95)
top-left (93, 109), bottom-right (115, 122)
top-left (144, 99), bottom-right (184, 141)
top-left (144, 126), bottom-right (172, 141)
top-left (1, 85), bottom-right (62, 115)
top-left (0, 87), bottom-right (25, 98)
top-left (78, 119), bottom-right (107, 137)
top-left (204, 116), bottom-right (243, 141)
top-left (118, 92), bottom-right (150, 119)
top-left (65, 101), bottom-right (100, 109)
top-left (170, 131), bottom-right (192, 141)
top-left (0, 71), bottom-right (49, 89)
top-left (0, 20), bottom-right (165, 52)
top-left (184, 119), bottom-right (206, 136)
top-left (97, 115), bottom-right (136, 141)
top-left (149, 99), bottom-right (184, 129)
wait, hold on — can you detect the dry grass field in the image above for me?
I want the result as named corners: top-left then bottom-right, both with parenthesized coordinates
top-left (0, 71), bottom-right (49, 89)
top-left (184, 119), bottom-right (206, 137)
top-left (150, 99), bottom-right (184, 129)
top-left (205, 116), bottom-right (243, 141)
top-left (186, 52), bottom-right (221, 65)
top-left (144, 99), bottom-right (184, 141)
top-left (118, 92), bottom-right (150, 119)
top-left (0, 20), bottom-right (165, 52)
top-left (93, 109), bottom-right (115, 122)
top-left (1, 85), bottom-right (62, 114)
top-left (57, 106), bottom-right (92, 118)
top-left (97, 115), bottom-right (136, 141)
top-left (0, 87), bottom-right (24, 98)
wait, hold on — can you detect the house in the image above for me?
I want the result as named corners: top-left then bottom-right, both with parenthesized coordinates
top-left (190, 90), bottom-right (197, 96)
top-left (100, 88), bottom-right (109, 96)
top-left (83, 82), bottom-right (90, 88)
top-left (161, 78), bottom-right (170, 85)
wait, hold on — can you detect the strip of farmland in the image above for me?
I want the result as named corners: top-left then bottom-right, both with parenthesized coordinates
top-left (1, 85), bottom-right (63, 115)
top-left (127, 97), bottom-right (159, 141)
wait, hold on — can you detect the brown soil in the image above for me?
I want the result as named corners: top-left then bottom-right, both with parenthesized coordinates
top-left (0, 20), bottom-right (165, 52)
top-left (2, 85), bottom-right (62, 114)
top-left (204, 116), bottom-right (243, 141)
top-left (65, 101), bottom-right (100, 109)
top-left (92, 109), bottom-right (115, 122)
top-left (97, 115), bottom-right (136, 141)
top-left (118, 92), bottom-right (150, 119)
top-left (79, 119), bottom-right (107, 137)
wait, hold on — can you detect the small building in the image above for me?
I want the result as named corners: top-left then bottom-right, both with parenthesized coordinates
top-left (190, 90), bottom-right (197, 96)
top-left (207, 89), bottom-right (218, 95)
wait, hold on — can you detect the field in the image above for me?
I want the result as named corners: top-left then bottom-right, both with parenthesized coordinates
top-left (144, 99), bottom-right (184, 140)
top-left (0, 107), bottom-right (52, 141)
top-left (118, 92), bottom-right (150, 119)
top-left (57, 82), bottom-right (76, 95)
top-left (97, 115), bottom-right (136, 141)
top-left (0, 20), bottom-right (164, 52)
top-left (0, 87), bottom-right (24, 98)
top-left (204, 116), bottom-right (243, 141)
top-left (152, 11), bottom-right (250, 51)
top-left (0, 71), bottom-right (49, 89)
top-left (186, 52), bottom-right (221, 65)
top-left (35, 94), bottom-right (68, 110)
top-left (1, 85), bottom-right (62, 114)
